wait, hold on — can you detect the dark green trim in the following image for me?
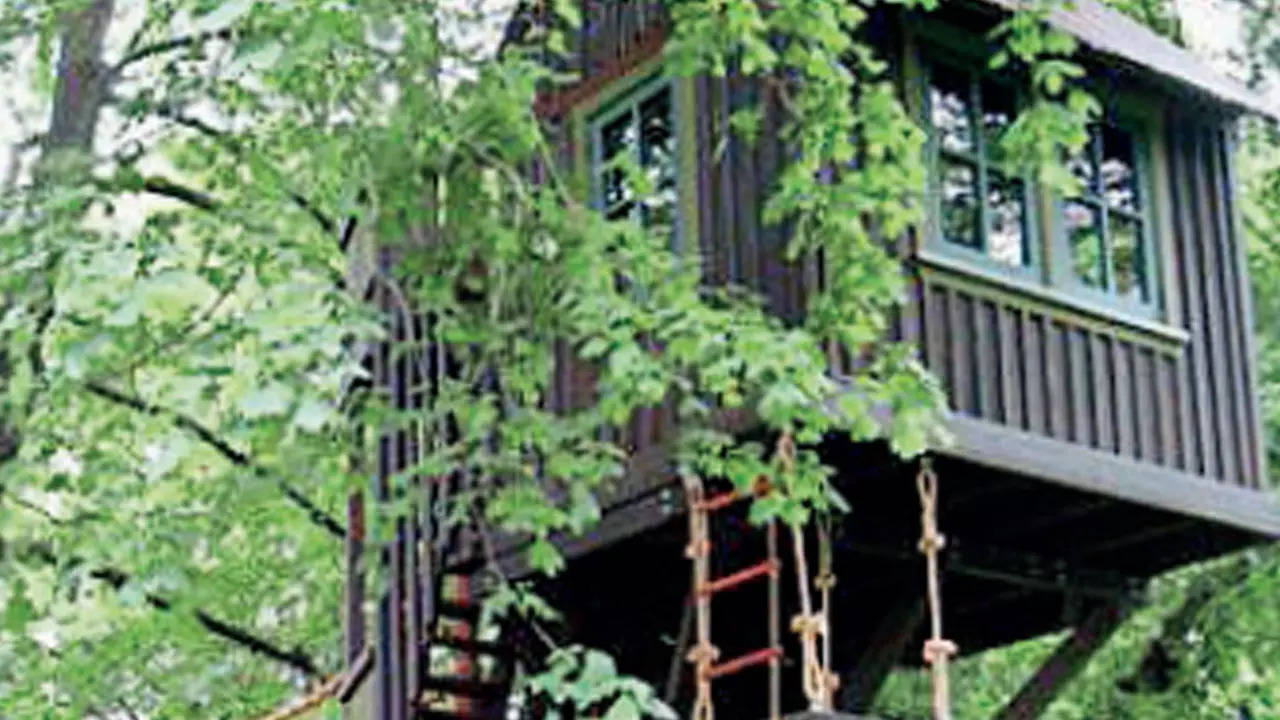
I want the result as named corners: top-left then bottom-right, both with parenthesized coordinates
top-left (1046, 109), bottom-right (1163, 321)
top-left (569, 57), bottom-right (700, 255)
top-left (916, 42), bottom-right (1042, 285)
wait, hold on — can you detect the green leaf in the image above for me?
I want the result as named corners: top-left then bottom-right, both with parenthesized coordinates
top-left (230, 37), bottom-right (284, 74)
top-left (528, 538), bottom-right (566, 576)
top-left (195, 0), bottom-right (254, 33)
top-left (604, 696), bottom-right (640, 720)
top-left (291, 397), bottom-right (332, 431)
top-left (239, 383), bottom-right (292, 419)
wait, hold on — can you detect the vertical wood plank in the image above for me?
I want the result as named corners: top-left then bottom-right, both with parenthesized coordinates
top-left (924, 282), bottom-right (950, 404)
top-left (1045, 321), bottom-right (1070, 441)
top-left (1170, 121), bottom-right (1215, 477)
top-left (758, 82), bottom-right (789, 317)
top-left (713, 76), bottom-right (736, 286)
top-left (732, 76), bottom-right (761, 291)
top-left (1022, 311), bottom-right (1045, 436)
top-left (948, 288), bottom-right (975, 415)
top-left (997, 304), bottom-right (1024, 429)
top-left (1222, 126), bottom-right (1268, 487)
top-left (1208, 127), bottom-right (1254, 486)
top-left (1155, 352), bottom-right (1178, 468)
top-left (974, 299), bottom-right (1000, 421)
top-left (1134, 347), bottom-right (1159, 464)
top-left (1113, 339), bottom-right (1135, 459)
top-left (1068, 328), bottom-right (1092, 447)
top-left (1091, 334), bottom-right (1115, 452)
top-left (1191, 127), bottom-right (1235, 483)
top-left (694, 75), bottom-right (716, 287)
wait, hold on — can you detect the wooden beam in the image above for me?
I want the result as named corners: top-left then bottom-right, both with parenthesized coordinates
top-left (945, 415), bottom-right (1280, 537)
top-left (993, 602), bottom-right (1128, 720)
top-left (839, 595), bottom-right (924, 712)
top-left (840, 539), bottom-right (1142, 601)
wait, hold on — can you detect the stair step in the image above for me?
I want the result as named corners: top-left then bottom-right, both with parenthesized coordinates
top-left (431, 636), bottom-right (514, 657)
top-left (420, 675), bottom-right (509, 698)
top-left (416, 704), bottom-right (508, 720)
top-left (436, 600), bottom-right (482, 621)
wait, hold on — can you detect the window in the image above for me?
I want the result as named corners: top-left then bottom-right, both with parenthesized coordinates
top-left (1062, 123), bottom-right (1152, 304)
top-left (926, 63), bottom-right (1031, 270)
top-left (922, 53), bottom-right (1164, 323)
top-left (590, 79), bottom-right (679, 238)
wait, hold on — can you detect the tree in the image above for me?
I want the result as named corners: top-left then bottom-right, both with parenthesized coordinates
top-left (0, 0), bottom-right (964, 716)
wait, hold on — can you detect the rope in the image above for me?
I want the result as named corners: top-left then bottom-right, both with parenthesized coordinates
top-left (779, 434), bottom-right (838, 712)
top-left (683, 474), bottom-right (717, 720)
top-left (916, 458), bottom-right (957, 720)
top-left (250, 674), bottom-right (342, 720)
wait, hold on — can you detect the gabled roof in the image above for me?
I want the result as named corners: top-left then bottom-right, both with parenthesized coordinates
top-left (503, 0), bottom-right (1278, 120)
top-left (982, 0), bottom-right (1280, 120)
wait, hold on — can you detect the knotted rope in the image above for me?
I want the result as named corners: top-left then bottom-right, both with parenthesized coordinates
top-left (779, 434), bottom-right (839, 711)
top-left (917, 458), bottom-right (957, 720)
top-left (683, 474), bottom-right (717, 720)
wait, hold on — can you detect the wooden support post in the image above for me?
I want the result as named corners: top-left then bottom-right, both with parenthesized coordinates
top-left (993, 602), bottom-right (1128, 720)
top-left (839, 596), bottom-right (924, 712)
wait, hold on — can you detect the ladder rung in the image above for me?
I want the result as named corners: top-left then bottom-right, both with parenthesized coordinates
top-left (707, 647), bottom-right (782, 679)
top-left (697, 560), bottom-right (780, 597)
top-left (694, 490), bottom-right (744, 513)
top-left (420, 676), bottom-right (508, 698)
top-left (692, 478), bottom-right (772, 513)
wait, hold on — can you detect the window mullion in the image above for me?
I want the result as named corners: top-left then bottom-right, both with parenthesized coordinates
top-left (972, 74), bottom-right (990, 255)
top-left (1099, 201), bottom-right (1115, 294)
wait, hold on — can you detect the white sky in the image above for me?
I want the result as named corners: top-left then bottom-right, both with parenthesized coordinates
top-left (0, 0), bottom-right (1267, 199)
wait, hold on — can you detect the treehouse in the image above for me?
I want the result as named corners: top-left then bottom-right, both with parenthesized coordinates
top-left (327, 1), bottom-right (1280, 719)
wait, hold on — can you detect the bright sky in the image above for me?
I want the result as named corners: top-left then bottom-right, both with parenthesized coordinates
top-left (0, 0), bottom-right (1267, 201)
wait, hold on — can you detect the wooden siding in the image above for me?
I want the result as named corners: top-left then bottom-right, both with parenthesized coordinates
top-left (538, 1), bottom-right (1267, 501)
top-left (906, 116), bottom-right (1264, 489)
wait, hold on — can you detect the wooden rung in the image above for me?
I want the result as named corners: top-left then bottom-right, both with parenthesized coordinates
top-left (707, 647), bottom-right (782, 679)
top-left (692, 478), bottom-right (772, 513)
top-left (697, 560), bottom-right (780, 597)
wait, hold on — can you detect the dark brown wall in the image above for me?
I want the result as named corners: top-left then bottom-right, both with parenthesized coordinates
top-left (542, 1), bottom-right (1267, 498)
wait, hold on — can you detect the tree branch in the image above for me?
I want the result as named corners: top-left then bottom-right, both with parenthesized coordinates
top-left (111, 29), bottom-right (234, 75)
top-left (140, 175), bottom-right (220, 212)
top-left (89, 568), bottom-right (319, 676)
top-left (84, 381), bottom-right (345, 539)
top-left (151, 106), bottom-right (336, 233)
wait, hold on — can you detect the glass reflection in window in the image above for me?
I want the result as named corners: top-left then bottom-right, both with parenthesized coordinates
top-left (930, 65), bottom-right (974, 155)
top-left (593, 83), bottom-right (677, 235)
top-left (1109, 212), bottom-right (1144, 301)
top-left (1101, 124), bottom-right (1139, 213)
top-left (940, 159), bottom-right (979, 248)
top-left (1065, 201), bottom-right (1104, 288)
top-left (988, 173), bottom-right (1026, 267)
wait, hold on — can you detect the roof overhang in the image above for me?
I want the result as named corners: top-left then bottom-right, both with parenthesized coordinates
top-left (980, 0), bottom-right (1280, 120)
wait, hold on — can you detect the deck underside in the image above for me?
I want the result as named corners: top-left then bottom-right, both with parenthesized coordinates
top-left (497, 427), bottom-right (1272, 716)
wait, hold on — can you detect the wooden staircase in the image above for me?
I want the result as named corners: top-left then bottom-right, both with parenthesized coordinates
top-left (413, 556), bottom-right (522, 719)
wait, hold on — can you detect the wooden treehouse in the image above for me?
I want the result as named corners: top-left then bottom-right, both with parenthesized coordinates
top-left (329, 1), bottom-right (1280, 719)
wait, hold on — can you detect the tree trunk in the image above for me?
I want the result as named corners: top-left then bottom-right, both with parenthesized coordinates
top-left (44, 0), bottom-right (116, 156)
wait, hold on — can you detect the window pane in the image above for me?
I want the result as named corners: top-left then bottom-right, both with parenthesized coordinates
top-left (929, 65), bottom-right (973, 154)
top-left (600, 112), bottom-right (636, 214)
top-left (1110, 212), bottom-right (1146, 301)
top-left (1066, 127), bottom-right (1098, 194)
top-left (981, 79), bottom-right (1016, 169)
top-left (940, 158), bottom-right (979, 249)
top-left (988, 172), bottom-right (1027, 267)
top-left (1101, 124), bottom-right (1139, 213)
top-left (1065, 201), bottom-right (1104, 288)
top-left (638, 86), bottom-right (677, 231)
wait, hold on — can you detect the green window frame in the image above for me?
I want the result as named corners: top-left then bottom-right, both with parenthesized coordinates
top-left (1053, 119), bottom-right (1160, 315)
top-left (588, 76), bottom-right (682, 247)
top-left (923, 58), bottom-right (1038, 278)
